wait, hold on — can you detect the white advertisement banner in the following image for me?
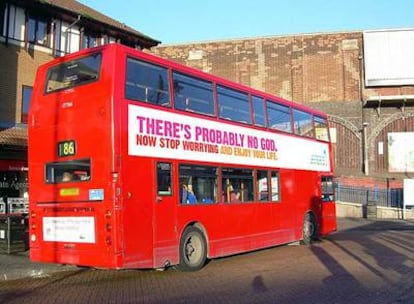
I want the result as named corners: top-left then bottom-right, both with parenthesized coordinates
top-left (43, 217), bottom-right (95, 243)
top-left (128, 105), bottom-right (331, 172)
top-left (388, 132), bottom-right (414, 172)
top-left (403, 179), bottom-right (414, 207)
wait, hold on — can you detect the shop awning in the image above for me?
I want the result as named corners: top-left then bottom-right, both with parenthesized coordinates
top-left (0, 126), bottom-right (27, 147)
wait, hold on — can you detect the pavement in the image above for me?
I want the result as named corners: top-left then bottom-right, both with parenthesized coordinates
top-left (0, 250), bottom-right (77, 281)
top-left (0, 217), bottom-right (413, 282)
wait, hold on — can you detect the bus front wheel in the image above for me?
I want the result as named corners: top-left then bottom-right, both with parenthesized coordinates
top-left (178, 226), bottom-right (207, 271)
top-left (302, 213), bottom-right (317, 245)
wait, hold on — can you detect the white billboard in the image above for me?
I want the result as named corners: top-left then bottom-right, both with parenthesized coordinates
top-left (364, 29), bottom-right (414, 86)
top-left (43, 217), bottom-right (95, 243)
top-left (128, 104), bottom-right (331, 172)
top-left (388, 132), bottom-right (414, 172)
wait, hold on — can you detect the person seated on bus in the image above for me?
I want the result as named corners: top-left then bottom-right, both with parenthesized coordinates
top-left (180, 183), bottom-right (189, 204)
top-left (230, 190), bottom-right (241, 203)
top-left (186, 184), bottom-right (197, 204)
top-left (202, 197), bottom-right (214, 204)
top-left (61, 171), bottom-right (74, 182)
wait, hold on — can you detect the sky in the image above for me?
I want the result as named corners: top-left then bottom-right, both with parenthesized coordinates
top-left (79, 0), bottom-right (413, 45)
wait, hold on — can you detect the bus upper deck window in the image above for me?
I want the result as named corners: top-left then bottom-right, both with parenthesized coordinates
top-left (45, 53), bottom-right (102, 93)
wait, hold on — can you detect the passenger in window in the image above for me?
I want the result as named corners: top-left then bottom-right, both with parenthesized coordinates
top-left (230, 189), bottom-right (241, 203)
top-left (61, 172), bottom-right (74, 182)
top-left (226, 184), bottom-right (240, 203)
top-left (181, 183), bottom-right (188, 204)
top-left (182, 184), bottom-right (197, 204)
top-left (186, 185), bottom-right (197, 204)
top-left (180, 184), bottom-right (188, 205)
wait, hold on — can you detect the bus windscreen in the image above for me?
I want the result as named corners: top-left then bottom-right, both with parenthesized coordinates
top-left (45, 53), bottom-right (102, 93)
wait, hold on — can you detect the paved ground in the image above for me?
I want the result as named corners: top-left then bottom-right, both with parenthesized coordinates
top-left (0, 218), bottom-right (413, 304)
top-left (0, 250), bottom-right (77, 281)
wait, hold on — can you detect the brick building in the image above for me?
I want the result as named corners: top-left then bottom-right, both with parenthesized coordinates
top-left (0, 0), bottom-right (159, 212)
top-left (153, 29), bottom-right (414, 186)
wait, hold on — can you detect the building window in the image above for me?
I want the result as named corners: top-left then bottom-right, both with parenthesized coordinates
top-left (28, 15), bottom-right (48, 45)
top-left (4, 5), bottom-right (25, 40)
top-left (21, 86), bottom-right (32, 123)
top-left (82, 32), bottom-right (99, 49)
top-left (0, 3), bottom-right (4, 36)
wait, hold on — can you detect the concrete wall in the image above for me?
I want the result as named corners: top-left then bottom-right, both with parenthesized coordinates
top-left (336, 201), bottom-right (414, 220)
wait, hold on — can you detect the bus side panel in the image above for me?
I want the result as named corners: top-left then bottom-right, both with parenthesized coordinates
top-left (320, 203), bottom-right (337, 236)
top-left (120, 157), bottom-right (156, 268)
top-left (283, 170), bottom-right (322, 242)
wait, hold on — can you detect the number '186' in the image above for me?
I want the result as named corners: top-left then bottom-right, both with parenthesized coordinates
top-left (58, 140), bottom-right (76, 157)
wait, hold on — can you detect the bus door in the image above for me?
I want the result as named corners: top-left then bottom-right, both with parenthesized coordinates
top-left (319, 176), bottom-right (337, 234)
top-left (153, 162), bottom-right (178, 266)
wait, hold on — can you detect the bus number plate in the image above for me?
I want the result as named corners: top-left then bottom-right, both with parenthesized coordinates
top-left (58, 140), bottom-right (76, 157)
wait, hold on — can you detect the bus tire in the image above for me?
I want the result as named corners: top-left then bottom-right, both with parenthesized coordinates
top-left (178, 226), bottom-right (207, 271)
top-left (301, 213), bottom-right (317, 245)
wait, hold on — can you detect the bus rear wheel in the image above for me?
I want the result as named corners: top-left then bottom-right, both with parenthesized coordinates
top-left (178, 226), bottom-right (207, 271)
top-left (302, 213), bottom-right (317, 245)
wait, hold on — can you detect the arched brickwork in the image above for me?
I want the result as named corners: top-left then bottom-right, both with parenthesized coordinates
top-left (369, 112), bottom-right (414, 174)
top-left (328, 115), bottom-right (361, 174)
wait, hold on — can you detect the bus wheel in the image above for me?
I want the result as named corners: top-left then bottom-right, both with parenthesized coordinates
top-left (302, 213), bottom-right (317, 245)
top-left (178, 226), bottom-right (207, 271)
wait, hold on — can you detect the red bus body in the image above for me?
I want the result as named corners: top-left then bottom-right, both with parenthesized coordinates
top-left (28, 43), bottom-right (336, 270)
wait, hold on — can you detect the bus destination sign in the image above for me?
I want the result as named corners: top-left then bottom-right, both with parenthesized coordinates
top-left (58, 140), bottom-right (76, 157)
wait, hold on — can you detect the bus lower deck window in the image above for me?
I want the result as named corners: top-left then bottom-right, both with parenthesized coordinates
top-left (45, 159), bottom-right (91, 183)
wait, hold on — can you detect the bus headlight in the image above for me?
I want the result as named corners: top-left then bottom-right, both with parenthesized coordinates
top-left (31, 234), bottom-right (37, 242)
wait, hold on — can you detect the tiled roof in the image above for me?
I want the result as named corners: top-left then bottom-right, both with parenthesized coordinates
top-left (42, 0), bottom-right (160, 46)
top-left (0, 127), bottom-right (27, 147)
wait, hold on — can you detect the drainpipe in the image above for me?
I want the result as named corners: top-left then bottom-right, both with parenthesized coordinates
top-left (65, 15), bottom-right (81, 54)
top-left (362, 122), bottom-right (369, 176)
top-left (358, 42), bottom-right (369, 176)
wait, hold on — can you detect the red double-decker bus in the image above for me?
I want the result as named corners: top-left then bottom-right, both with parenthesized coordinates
top-left (28, 43), bottom-right (336, 271)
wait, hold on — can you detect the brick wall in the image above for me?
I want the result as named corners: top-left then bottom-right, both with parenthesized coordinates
top-left (153, 32), bottom-right (363, 106)
top-left (0, 43), bottom-right (53, 123)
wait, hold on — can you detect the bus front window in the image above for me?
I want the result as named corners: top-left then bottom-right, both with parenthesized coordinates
top-left (45, 159), bottom-right (91, 183)
top-left (321, 176), bottom-right (335, 202)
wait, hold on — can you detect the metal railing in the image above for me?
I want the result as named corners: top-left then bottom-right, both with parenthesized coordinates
top-left (335, 184), bottom-right (403, 208)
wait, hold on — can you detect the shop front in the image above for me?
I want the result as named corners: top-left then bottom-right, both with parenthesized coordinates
top-left (0, 160), bottom-right (28, 215)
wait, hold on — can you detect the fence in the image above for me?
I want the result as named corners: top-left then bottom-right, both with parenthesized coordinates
top-left (335, 184), bottom-right (403, 208)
